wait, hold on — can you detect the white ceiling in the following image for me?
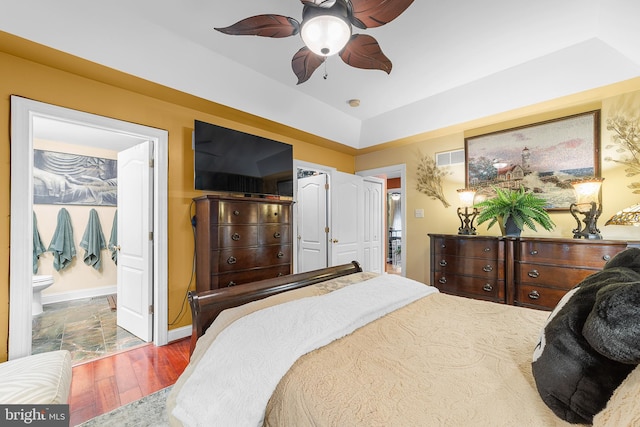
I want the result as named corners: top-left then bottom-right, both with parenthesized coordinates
top-left (3, 0), bottom-right (640, 149)
top-left (33, 117), bottom-right (149, 151)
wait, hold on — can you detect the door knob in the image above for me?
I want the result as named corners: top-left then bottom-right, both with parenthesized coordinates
top-left (331, 239), bottom-right (339, 243)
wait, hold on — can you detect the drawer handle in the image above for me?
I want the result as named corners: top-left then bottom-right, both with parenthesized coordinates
top-left (273, 232), bottom-right (281, 238)
top-left (439, 260), bottom-right (448, 267)
top-left (482, 265), bottom-right (493, 272)
top-left (438, 277), bottom-right (447, 284)
top-left (232, 232), bottom-right (240, 241)
top-left (277, 251), bottom-right (285, 259)
top-left (227, 256), bottom-right (237, 264)
top-left (528, 290), bottom-right (540, 300)
top-left (603, 255), bottom-right (611, 261)
top-left (530, 250), bottom-right (538, 255)
top-left (227, 281), bottom-right (237, 287)
top-left (484, 247), bottom-right (491, 252)
top-left (482, 283), bottom-right (493, 292)
top-left (528, 270), bottom-right (539, 278)
top-left (277, 272), bottom-right (285, 277)
top-left (233, 210), bottom-right (240, 216)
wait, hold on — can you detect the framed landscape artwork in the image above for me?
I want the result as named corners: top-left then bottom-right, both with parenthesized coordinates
top-left (465, 110), bottom-right (600, 210)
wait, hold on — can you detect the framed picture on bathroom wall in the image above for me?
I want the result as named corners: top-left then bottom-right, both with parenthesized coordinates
top-left (33, 149), bottom-right (117, 206)
top-left (464, 110), bottom-right (601, 211)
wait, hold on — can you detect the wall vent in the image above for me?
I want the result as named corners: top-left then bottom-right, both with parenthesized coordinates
top-left (436, 149), bottom-right (465, 167)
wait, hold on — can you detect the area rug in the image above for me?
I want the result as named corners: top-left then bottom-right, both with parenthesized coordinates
top-left (78, 386), bottom-right (172, 427)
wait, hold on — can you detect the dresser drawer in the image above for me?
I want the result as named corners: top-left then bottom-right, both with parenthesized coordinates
top-left (516, 241), bottom-right (625, 268)
top-left (432, 236), bottom-right (502, 260)
top-left (259, 203), bottom-right (290, 224)
top-left (433, 255), bottom-right (503, 279)
top-left (515, 283), bottom-right (568, 310)
top-left (433, 272), bottom-right (505, 302)
top-left (212, 265), bottom-right (291, 288)
top-left (259, 224), bottom-right (291, 245)
top-left (213, 247), bottom-right (259, 272)
top-left (256, 245), bottom-right (291, 265)
top-left (218, 225), bottom-right (258, 247)
top-left (218, 201), bottom-right (259, 224)
top-left (516, 263), bottom-right (599, 289)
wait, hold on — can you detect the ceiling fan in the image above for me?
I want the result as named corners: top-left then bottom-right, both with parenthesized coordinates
top-left (215, 0), bottom-right (414, 84)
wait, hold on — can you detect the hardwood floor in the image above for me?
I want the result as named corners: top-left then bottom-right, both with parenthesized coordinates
top-left (69, 338), bottom-right (190, 426)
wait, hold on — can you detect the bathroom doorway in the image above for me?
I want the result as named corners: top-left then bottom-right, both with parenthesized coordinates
top-left (9, 97), bottom-right (169, 360)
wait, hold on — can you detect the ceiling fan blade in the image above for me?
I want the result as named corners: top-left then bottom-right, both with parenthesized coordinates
top-left (215, 15), bottom-right (300, 38)
top-left (339, 34), bottom-right (392, 74)
top-left (292, 47), bottom-right (325, 84)
top-left (301, 0), bottom-right (337, 7)
top-left (349, 0), bottom-right (414, 29)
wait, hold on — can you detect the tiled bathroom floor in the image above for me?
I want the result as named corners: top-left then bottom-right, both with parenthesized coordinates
top-left (32, 295), bottom-right (146, 365)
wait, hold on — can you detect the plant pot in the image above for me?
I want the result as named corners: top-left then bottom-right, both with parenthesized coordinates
top-left (499, 216), bottom-right (522, 237)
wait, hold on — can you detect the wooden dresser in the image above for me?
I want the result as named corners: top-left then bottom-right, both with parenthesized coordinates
top-left (429, 235), bottom-right (506, 303)
top-left (429, 234), bottom-right (640, 310)
top-left (194, 195), bottom-right (293, 292)
top-left (511, 237), bottom-right (636, 310)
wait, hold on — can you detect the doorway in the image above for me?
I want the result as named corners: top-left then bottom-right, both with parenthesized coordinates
top-left (9, 97), bottom-right (169, 360)
top-left (357, 164), bottom-right (407, 277)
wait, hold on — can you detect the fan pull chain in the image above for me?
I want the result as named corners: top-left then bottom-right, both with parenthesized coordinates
top-left (323, 57), bottom-right (328, 80)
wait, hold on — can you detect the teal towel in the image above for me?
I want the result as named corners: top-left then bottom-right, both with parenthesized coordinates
top-left (80, 208), bottom-right (107, 270)
top-left (33, 211), bottom-right (46, 274)
top-left (48, 208), bottom-right (76, 271)
top-left (109, 210), bottom-right (118, 265)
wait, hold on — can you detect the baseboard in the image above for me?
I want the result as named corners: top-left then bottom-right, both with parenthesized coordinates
top-left (167, 325), bottom-right (191, 342)
top-left (42, 285), bottom-right (117, 305)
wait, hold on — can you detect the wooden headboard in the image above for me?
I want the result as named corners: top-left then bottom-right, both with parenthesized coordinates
top-left (187, 261), bottom-right (363, 355)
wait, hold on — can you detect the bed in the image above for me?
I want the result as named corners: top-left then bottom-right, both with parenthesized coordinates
top-left (167, 261), bottom-right (640, 426)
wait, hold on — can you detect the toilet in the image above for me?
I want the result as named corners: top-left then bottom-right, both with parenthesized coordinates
top-left (32, 275), bottom-right (54, 316)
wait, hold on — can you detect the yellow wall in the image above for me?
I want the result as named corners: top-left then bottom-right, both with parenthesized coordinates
top-left (356, 81), bottom-right (640, 284)
top-left (0, 32), bottom-right (356, 361)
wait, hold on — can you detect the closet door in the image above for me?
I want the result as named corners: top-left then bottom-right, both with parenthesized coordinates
top-left (297, 173), bottom-right (329, 273)
top-left (330, 171), bottom-right (364, 267)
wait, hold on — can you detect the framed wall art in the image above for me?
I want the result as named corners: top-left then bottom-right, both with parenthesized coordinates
top-left (465, 110), bottom-right (600, 210)
top-left (33, 149), bottom-right (117, 206)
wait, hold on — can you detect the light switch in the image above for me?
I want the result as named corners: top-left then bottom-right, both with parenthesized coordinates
top-left (415, 209), bottom-right (424, 218)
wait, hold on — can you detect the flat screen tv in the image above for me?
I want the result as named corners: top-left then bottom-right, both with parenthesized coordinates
top-left (194, 120), bottom-right (294, 197)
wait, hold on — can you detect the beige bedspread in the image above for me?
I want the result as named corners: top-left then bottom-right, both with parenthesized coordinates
top-left (169, 273), bottom-right (582, 426)
top-left (264, 291), bottom-right (575, 426)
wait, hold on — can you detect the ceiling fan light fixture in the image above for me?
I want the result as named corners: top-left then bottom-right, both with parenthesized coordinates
top-left (300, 2), bottom-right (351, 56)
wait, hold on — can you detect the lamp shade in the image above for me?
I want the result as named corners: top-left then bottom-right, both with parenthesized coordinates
top-left (457, 188), bottom-right (476, 208)
top-left (571, 177), bottom-right (604, 206)
top-left (300, 0), bottom-right (351, 56)
top-left (301, 14), bottom-right (351, 56)
top-left (605, 204), bottom-right (640, 226)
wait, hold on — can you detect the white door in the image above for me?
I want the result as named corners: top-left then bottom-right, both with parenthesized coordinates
top-left (297, 173), bottom-right (328, 273)
top-left (363, 177), bottom-right (385, 273)
top-left (117, 141), bottom-right (153, 341)
top-left (330, 171), bottom-right (364, 266)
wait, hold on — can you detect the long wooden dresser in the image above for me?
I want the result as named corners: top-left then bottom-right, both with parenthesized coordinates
top-left (194, 195), bottom-right (293, 292)
top-left (429, 234), bottom-right (640, 310)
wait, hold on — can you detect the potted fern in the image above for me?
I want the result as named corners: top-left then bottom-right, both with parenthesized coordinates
top-left (474, 186), bottom-right (555, 236)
